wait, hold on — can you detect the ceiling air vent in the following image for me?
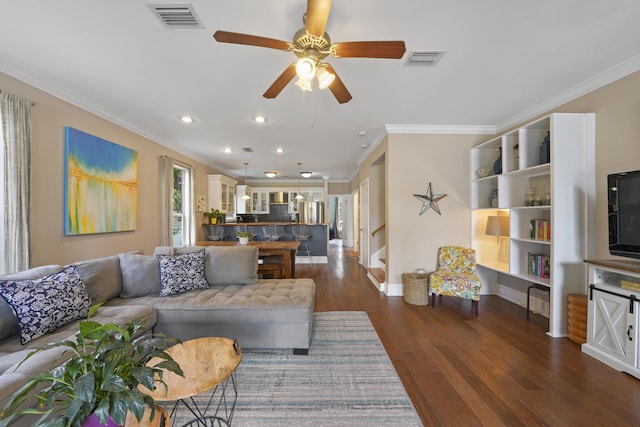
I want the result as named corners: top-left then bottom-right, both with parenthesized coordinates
top-left (242, 147), bottom-right (255, 153)
top-left (405, 50), bottom-right (445, 66)
top-left (148, 4), bottom-right (203, 28)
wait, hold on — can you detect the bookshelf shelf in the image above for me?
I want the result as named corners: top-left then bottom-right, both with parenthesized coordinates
top-left (470, 113), bottom-right (595, 336)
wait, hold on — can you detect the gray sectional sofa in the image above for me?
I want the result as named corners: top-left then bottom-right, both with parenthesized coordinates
top-left (0, 245), bottom-right (316, 418)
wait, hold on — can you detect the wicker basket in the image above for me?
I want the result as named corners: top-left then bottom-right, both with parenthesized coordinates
top-left (403, 269), bottom-right (430, 306)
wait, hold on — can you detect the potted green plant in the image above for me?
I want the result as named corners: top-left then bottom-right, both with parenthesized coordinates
top-left (0, 304), bottom-right (184, 427)
top-left (236, 231), bottom-right (253, 245)
top-left (202, 208), bottom-right (223, 224)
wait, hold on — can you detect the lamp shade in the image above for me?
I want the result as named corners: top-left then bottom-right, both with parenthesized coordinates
top-left (485, 216), bottom-right (509, 236)
top-left (316, 66), bottom-right (335, 89)
top-left (295, 57), bottom-right (316, 81)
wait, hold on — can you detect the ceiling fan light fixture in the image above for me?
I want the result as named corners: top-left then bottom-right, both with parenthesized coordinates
top-left (316, 66), bottom-right (335, 89)
top-left (295, 57), bottom-right (317, 81)
top-left (300, 171), bottom-right (312, 178)
top-left (264, 171), bottom-right (277, 178)
top-left (295, 78), bottom-right (313, 92)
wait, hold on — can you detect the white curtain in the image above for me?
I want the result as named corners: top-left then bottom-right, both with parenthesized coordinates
top-left (0, 91), bottom-right (32, 274)
top-left (159, 155), bottom-right (174, 246)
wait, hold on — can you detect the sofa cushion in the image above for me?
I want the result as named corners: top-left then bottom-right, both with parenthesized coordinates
top-left (157, 251), bottom-right (209, 297)
top-left (0, 265), bottom-right (63, 341)
top-left (74, 255), bottom-right (122, 303)
top-left (119, 253), bottom-right (162, 298)
top-left (204, 246), bottom-right (258, 285)
top-left (0, 265), bottom-right (93, 344)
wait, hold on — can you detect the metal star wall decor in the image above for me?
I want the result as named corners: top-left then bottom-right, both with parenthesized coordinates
top-left (413, 182), bottom-right (447, 215)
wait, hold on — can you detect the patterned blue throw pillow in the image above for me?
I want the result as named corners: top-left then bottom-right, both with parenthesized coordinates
top-left (157, 250), bottom-right (209, 297)
top-left (0, 265), bottom-right (93, 344)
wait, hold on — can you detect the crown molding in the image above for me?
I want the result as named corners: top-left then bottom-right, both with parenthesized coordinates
top-left (385, 124), bottom-right (496, 135)
top-left (496, 53), bottom-right (640, 132)
top-left (0, 54), bottom-right (219, 170)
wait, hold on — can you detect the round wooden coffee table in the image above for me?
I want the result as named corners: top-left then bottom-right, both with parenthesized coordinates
top-left (146, 337), bottom-right (242, 426)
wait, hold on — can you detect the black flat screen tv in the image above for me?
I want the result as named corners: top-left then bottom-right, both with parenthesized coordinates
top-left (608, 169), bottom-right (640, 259)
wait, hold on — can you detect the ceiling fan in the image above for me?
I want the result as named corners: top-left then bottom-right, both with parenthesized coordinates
top-left (213, 0), bottom-right (406, 104)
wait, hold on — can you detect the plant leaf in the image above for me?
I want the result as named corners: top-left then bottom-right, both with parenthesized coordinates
top-left (73, 371), bottom-right (96, 402)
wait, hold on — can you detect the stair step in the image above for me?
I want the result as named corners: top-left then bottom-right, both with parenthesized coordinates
top-left (369, 268), bottom-right (386, 284)
top-left (379, 258), bottom-right (386, 265)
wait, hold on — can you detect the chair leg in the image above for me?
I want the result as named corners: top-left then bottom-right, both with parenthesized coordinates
top-left (472, 300), bottom-right (479, 316)
top-left (431, 292), bottom-right (436, 307)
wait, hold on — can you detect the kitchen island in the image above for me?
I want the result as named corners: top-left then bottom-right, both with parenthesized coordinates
top-left (202, 223), bottom-right (328, 263)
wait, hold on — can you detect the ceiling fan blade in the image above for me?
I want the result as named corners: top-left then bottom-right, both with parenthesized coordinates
top-left (332, 41), bottom-right (406, 59)
top-left (324, 64), bottom-right (352, 104)
top-left (213, 30), bottom-right (290, 51)
top-left (306, 0), bottom-right (332, 37)
top-left (263, 64), bottom-right (297, 99)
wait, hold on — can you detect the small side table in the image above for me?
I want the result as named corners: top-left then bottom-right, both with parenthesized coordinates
top-left (146, 337), bottom-right (242, 426)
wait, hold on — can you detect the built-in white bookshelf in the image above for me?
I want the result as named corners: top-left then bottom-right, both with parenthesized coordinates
top-left (470, 113), bottom-right (595, 337)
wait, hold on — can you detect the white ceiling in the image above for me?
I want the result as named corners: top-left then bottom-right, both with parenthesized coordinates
top-left (2, 0), bottom-right (640, 182)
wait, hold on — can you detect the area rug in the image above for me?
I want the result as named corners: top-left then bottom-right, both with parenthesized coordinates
top-left (171, 311), bottom-right (422, 426)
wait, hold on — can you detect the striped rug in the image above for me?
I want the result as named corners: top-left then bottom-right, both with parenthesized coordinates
top-left (172, 311), bottom-right (422, 426)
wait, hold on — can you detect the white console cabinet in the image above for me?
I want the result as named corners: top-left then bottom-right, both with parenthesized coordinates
top-left (583, 259), bottom-right (640, 379)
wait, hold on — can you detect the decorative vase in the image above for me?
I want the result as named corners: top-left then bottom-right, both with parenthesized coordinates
top-left (239, 236), bottom-right (249, 245)
top-left (539, 131), bottom-right (550, 164)
top-left (82, 414), bottom-right (119, 427)
top-left (492, 148), bottom-right (502, 175)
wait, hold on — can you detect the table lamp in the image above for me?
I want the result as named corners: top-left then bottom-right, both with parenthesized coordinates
top-left (485, 215), bottom-right (509, 262)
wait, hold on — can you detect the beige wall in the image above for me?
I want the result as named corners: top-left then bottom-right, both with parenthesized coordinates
top-left (328, 182), bottom-right (350, 195)
top-left (386, 133), bottom-right (485, 286)
top-left (1, 72), bottom-right (219, 266)
top-left (551, 70), bottom-right (640, 259)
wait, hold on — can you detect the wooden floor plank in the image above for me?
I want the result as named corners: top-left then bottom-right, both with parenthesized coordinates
top-left (303, 242), bottom-right (640, 426)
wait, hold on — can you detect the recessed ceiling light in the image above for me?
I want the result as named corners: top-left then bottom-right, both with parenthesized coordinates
top-left (222, 147), bottom-right (233, 153)
top-left (180, 115), bottom-right (194, 124)
top-left (275, 147), bottom-right (285, 154)
top-left (358, 130), bottom-right (367, 136)
top-left (264, 171), bottom-right (277, 178)
top-left (361, 144), bottom-right (369, 148)
top-left (254, 115), bottom-right (267, 124)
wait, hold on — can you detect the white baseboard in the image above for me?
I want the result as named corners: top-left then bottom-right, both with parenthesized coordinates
top-left (386, 282), bottom-right (403, 297)
top-left (366, 271), bottom-right (384, 292)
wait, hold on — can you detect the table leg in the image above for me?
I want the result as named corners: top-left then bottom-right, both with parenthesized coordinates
top-left (289, 249), bottom-right (296, 278)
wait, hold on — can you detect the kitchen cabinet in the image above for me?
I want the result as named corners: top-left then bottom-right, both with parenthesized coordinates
top-left (207, 174), bottom-right (237, 213)
top-left (236, 185), bottom-right (251, 214)
top-left (251, 190), bottom-right (269, 214)
top-left (583, 260), bottom-right (640, 379)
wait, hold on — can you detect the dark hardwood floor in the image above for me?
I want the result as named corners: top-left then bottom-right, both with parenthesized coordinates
top-left (296, 241), bottom-right (640, 427)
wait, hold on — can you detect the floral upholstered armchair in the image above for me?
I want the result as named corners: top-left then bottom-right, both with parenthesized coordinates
top-left (430, 246), bottom-right (482, 316)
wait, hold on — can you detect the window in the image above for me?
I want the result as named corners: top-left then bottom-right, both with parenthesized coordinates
top-left (171, 164), bottom-right (194, 247)
top-left (0, 111), bottom-right (5, 273)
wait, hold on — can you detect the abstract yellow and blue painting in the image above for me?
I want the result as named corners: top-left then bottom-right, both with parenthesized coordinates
top-left (64, 127), bottom-right (138, 235)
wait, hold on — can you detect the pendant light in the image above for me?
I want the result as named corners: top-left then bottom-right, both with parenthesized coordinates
top-left (241, 162), bottom-right (251, 200)
top-left (295, 162), bottom-right (304, 200)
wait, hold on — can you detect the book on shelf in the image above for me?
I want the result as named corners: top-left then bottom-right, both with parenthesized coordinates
top-left (527, 252), bottom-right (550, 278)
top-left (529, 219), bottom-right (551, 241)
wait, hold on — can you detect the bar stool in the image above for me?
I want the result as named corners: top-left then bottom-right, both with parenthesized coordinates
top-left (263, 225), bottom-right (284, 241)
top-left (292, 225), bottom-right (312, 265)
top-left (234, 225), bottom-right (255, 240)
top-left (205, 225), bottom-right (224, 241)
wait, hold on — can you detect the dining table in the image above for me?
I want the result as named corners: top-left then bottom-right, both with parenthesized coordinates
top-left (196, 240), bottom-right (301, 278)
